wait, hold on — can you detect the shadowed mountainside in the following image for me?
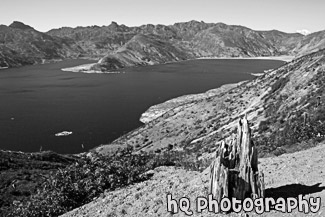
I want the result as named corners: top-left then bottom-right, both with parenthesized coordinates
top-left (0, 21), bottom-right (83, 68)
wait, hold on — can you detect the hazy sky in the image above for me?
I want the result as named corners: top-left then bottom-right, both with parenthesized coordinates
top-left (1, 0), bottom-right (325, 33)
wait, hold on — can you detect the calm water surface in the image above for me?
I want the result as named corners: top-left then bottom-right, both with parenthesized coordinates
top-left (0, 59), bottom-right (284, 153)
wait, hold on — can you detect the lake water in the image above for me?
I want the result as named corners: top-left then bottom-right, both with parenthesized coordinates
top-left (0, 59), bottom-right (284, 153)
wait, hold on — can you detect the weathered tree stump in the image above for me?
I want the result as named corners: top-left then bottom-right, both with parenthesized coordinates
top-left (209, 116), bottom-right (265, 202)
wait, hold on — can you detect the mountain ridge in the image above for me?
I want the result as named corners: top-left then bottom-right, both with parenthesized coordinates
top-left (1, 20), bottom-right (325, 70)
top-left (0, 21), bottom-right (83, 68)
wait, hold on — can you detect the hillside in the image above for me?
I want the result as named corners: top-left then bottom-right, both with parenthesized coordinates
top-left (293, 30), bottom-right (325, 56)
top-left (0, 150), bottom-right (77, 215)
top-left (0, 22), bottom-right (82, 68)
top-left (47, 22), bottom-right (135, 57)
top-left (63, 143), bottom-right (325, 217)
top-left (95, 48), bottom-right (325, 159)
top-left (89, 34), bottom-right (193, 71)
top-left (2, 20), bottom-right (325, 70)
top-left (60, 21), bottom-right (307, 72)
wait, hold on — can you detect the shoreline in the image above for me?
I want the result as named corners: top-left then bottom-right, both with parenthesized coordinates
top-left (139, 57), bottom-right (293, 123)
top-left (197, 55), bottom-right (295, 62)
top-left (60, 56), bottom-right (294, 123)
top-left (61, 63), bottom-right (122, 74)
top-left (140, 81), bottom-right (245, 124)
top-left (140, 56), bottom-right (294, 123)
top-left (61, 55), bottom-right (294, 74)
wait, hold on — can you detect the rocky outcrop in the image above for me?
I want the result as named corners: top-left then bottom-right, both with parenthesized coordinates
top-left (9, 21), bottom-right (35, 31)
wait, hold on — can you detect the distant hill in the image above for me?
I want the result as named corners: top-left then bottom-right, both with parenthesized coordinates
top-left (45, 21), bottom-right (325, 71)
top-left (0, 21), bottom-right (82, 67)
top-left (292, 30), bottom-right (325, 55)
top-left (1, 20), bottom-right (325, 70)
top-left (89, 34), bottom-right (193, 71)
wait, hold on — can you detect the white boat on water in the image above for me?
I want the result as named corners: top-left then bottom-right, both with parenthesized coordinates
top-left (55, 131), bottom-right (73, 137)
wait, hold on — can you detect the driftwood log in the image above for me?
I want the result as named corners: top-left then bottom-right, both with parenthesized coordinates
top-left (209, 116), bottom-right (265, 201)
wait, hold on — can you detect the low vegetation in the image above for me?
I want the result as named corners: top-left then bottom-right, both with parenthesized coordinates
top-left (0, 151), bottom-right (76, 216)
top-left (255, 108), bottom-right (325, 157)
top-left (4, 146), bottom-right (210, 217)
top-left (255, 52), bottom-right (325, 156)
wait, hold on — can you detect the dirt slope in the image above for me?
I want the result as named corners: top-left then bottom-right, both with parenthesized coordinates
top-left (62, 143), bottom-right (325, 217)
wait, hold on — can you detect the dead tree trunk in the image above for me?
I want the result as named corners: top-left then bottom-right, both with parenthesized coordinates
top-left (209, 116), bottom-right (264, 202)
top-left (304, 112), bottom-right (308, 126)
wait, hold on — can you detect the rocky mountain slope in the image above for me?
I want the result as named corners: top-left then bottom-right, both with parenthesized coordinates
top-left (47, 22), bottom-right (135, 57)
top-left (293, 30), bottom-right (325, 55)
top-left (0, 21), bottom-right (82, 68)
top-left (89, 33), bottom-right (193, 71)
top-left (54, 21), bottom-right (308, 72)
top-left (2, 20), bottom-right (325, 70)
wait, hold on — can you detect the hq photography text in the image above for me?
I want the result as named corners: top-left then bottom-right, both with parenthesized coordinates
top-left (166, 194), bottom-right (321, 215)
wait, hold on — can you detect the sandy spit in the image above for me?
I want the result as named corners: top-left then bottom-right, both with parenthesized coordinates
top-left (197, 55), bottom-right (295, 62)
top-left (61, 63), bottom-right (121, 74)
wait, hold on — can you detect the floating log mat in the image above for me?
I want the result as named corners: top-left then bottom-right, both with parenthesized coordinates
top-left (209, 116), bottom-right (265, 201)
